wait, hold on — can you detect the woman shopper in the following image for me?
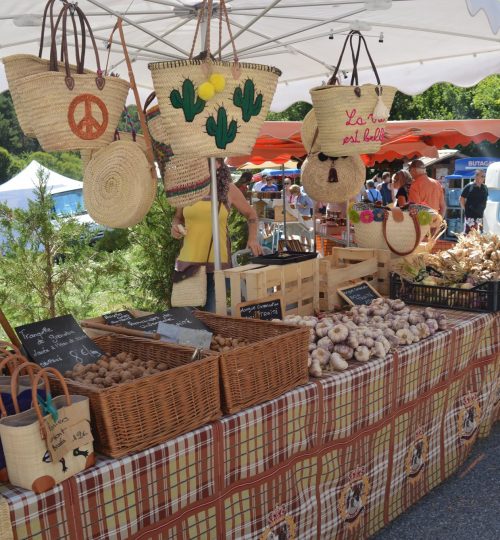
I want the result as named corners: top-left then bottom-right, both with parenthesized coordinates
top-left (171, 159), bottom-right (263, 312)
top-left (392, 169), bottom-right (413, 207)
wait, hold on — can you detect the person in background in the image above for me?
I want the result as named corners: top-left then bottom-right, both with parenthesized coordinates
top-left (408, 159), bottom-right (446, 216)
top-left (289, 185), bottom-right (313, 219)
top-left (283, 177), bottom-right (295, 203)
top-left (171, 158), bottom-right (262, 312)
top-left (364, 180), bottom-right (383, 203)
top-left (234, 171), bottom-right (253, 195)
top-left (460, 169), bottom-right (488, 233)
top-left (252, 173), bottom-right (267, 192)
top-left (260, 176), bottom-right (278, 192)
top-left (379, 171), bottom-right (393, 205)
top-left (392, 169), bottom-right (413, 207)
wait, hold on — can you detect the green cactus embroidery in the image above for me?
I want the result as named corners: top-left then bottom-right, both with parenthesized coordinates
top-left (233, 79), bottom-right (263, 122)
top-left (205, 107), bottom-right (238, 149)
top-left (170, 79), bottom-right (205, 122)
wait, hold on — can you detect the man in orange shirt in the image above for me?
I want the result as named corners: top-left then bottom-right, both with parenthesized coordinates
top-left (408, 159), bottom-right (446, 216)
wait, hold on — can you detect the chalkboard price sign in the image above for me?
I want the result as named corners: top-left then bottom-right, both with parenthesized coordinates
top-left (123, 308), bottom-right (209, 333)
top-left (102, 310), bottom-right (134, 326)
top-left (16, 315), bottom-right (104, 373)
top-left (337, 281), bottom-right (381, 306)
top-left (236, 296), bottom-right (284, 321)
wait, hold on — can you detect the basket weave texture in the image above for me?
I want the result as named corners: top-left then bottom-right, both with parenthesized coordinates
top-left (80, 132), bottom-right (147, 171)
top-left (301, 153), bottom-right (366, 203)
top-left (352, 202), bottom-right (437, 252)
top-left (83, 140), bottom-right (156, 229)
top-left (14, 71), bottom-right (130, 151)
top-left (149, 59), bottom-right (281, 157)
top-left (309, 83), bottom-right (397, 156)
top-left (193, 311), bottom-right (309, 414)
top-left (2, 54), bottom-right (92, 137)
top-left (50, 334), bottom-right (221, 458)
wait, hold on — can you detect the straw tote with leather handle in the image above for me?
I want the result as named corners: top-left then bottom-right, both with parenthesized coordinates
top-left (351, 203), bottom-right (444, 256)
top-left (143, 92), bottom-right (211, 208)
top-left (83, 21), bottom-right (158, 229)
top-left (148, 0), bottom-right (281, 157)
top-left (310, 31), bottom-right (397, 157)
top-left (2, 0), bottom-right (93, 137)
top-left (11, 2), bottom-right (129, 152)
top-left (0, 364), bottom-right (94, 494)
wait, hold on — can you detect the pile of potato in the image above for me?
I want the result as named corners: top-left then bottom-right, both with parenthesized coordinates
top-left (210, 334), bottom-right (250, 352)
top-left (64, 351), bottom-right (169, 389)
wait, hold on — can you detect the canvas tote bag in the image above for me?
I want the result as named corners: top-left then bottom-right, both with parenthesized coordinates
top-left (148, 0), bottom-right (281, 157)
top-left (310, 31), bottom-right (397, 157)
top-left (12, 2), bottom-right (129, 151)
top-left (0, 364), bottom-right (94, 493)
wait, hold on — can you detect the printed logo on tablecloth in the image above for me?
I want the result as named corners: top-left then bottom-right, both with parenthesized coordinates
top-left (458, 392), bottom-right (481, 444)
top-left (259, 504), bottom-right (296, 540)
top-left (405, 427), bottom-right (428, 483)
top-left (339, 466), bottom-right (371, 528)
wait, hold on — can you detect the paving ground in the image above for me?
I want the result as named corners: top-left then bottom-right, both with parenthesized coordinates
top-left (372, 422), bottom-right (500, 540)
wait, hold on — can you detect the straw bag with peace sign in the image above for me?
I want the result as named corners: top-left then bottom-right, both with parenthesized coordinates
top-left (10, 0), bottom-right (129, 151)
top-left (310, 31), bottom-right (397, 157)
top-left (0, 363), bottom-right (94, 493)
top-left (149, 0), bottom-right (281, 157)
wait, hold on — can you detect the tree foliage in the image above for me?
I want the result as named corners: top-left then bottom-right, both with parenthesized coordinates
top-left (0, 167), bottom-right (126, 324)
top-left (267, 101), bottom-right (312, 121)
top-left (0, 91), bottom-right (40, 155)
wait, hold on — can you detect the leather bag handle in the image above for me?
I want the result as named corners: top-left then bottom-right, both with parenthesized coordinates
top-left (382, 205), bottom-right (421, 256)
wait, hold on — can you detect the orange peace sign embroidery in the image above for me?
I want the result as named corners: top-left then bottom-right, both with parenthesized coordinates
top-left (68, 94), bottom-right (109, 140)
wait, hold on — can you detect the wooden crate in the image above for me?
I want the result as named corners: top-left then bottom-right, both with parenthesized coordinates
top-left (214, 259), bottom-right (319, 317)
top-left (318, 252), bottom-right (379, 311)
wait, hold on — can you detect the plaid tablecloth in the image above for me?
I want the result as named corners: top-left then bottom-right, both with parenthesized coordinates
top-left (1, 311), bottom-right (498, 540)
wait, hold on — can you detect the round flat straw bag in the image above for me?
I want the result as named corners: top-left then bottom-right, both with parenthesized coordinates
top-left (84, 141), bottom-right (157, 228)
top-left (301, 152), bottom-right (366, 203)
top-left (301, 109), bottom-right (321, 154)
top-left (351, 203), bottom-right (441, 256)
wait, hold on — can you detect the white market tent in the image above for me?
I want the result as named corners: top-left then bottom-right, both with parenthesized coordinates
top-left (0, 160), bottom-right (83, 211)
top-left (0, 0), bottom-right (499, 112)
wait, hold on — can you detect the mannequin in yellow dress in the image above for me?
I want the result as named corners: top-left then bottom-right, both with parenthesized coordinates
top-left (171, 158), bottom-right (262, 311)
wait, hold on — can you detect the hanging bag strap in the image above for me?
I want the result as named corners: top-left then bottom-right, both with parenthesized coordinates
top-left (382, 206), bottom-right (421, 256)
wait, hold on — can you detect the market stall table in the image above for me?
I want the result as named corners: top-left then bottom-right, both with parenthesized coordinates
top-left (0, 310), bottom-right (498, 540)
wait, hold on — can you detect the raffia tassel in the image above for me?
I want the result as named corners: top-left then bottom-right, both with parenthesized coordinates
top-left (373, 94), bottom-right (390, 120)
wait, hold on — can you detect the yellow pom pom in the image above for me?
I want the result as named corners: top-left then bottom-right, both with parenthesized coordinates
top-left (197, 82), bottom-right (215, 101)
top-left (209, 73), bottom-right (226, 92)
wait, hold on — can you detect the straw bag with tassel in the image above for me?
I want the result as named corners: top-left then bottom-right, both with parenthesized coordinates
top-left (0, 364), bottom-right (94, 494)
top-left (12, 2), bottom-right (129, 151)
top-left (310, 31), bottom-right (397, 157)
top-left (301, 112), bottom-right (366, 203)
top-left (148, 0), bottom-right (281, 157)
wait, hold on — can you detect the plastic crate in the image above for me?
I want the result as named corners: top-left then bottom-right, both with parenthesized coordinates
top-left (390, 273), bottom-right (499, 313)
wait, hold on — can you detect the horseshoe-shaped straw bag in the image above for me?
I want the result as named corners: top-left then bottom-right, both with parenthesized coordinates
top-left (11, 1), bottom-right (129, 151)
top-left (83, 22), bottom-right (157, 229)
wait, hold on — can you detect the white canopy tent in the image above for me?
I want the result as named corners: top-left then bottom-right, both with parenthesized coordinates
top-left (0, 0), bottom-right (499, 111)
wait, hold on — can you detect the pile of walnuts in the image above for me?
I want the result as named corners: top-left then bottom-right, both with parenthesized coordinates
top-left (210, 334), bottom-right (250, 352)
top-left (64, 352), bottom-right (169, 389)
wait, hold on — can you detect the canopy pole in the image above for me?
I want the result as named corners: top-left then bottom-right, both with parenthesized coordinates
top-left (282, 164), bottom-right (287, 250)
top-left (201, 5), bottom-right (222, 271)
top-left (346, 200), bottom-right (350, 247)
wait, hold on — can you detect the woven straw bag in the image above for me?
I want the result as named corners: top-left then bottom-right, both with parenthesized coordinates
top-left (83, 140), bottom-right (157, 229)
top-left (2, 0), bottom-right (93, 137)
top-left (143, 93), bottom-right (211, 208)
top-left (148, 0), bottom-right (280, 157)
top-left (171, 266), bottom-right (207, 308)
top-left (13, 2), bottom-right (129, 151)
top-left (301, 151), bottom-right (366, 203)
top-left (81, 130), bottom-right (147, 171)
top-left (0, 365), bottom-right (94, 494)
top-left (301, 109), bottom-right (321, 154)
top-left (352, 203), bottom-right (442, 256)
top-left (310, 31), bottom-right (396, 157)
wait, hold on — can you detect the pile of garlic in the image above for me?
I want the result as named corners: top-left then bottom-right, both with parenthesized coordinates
top-left (281, 298), bottom-right (448, 377)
